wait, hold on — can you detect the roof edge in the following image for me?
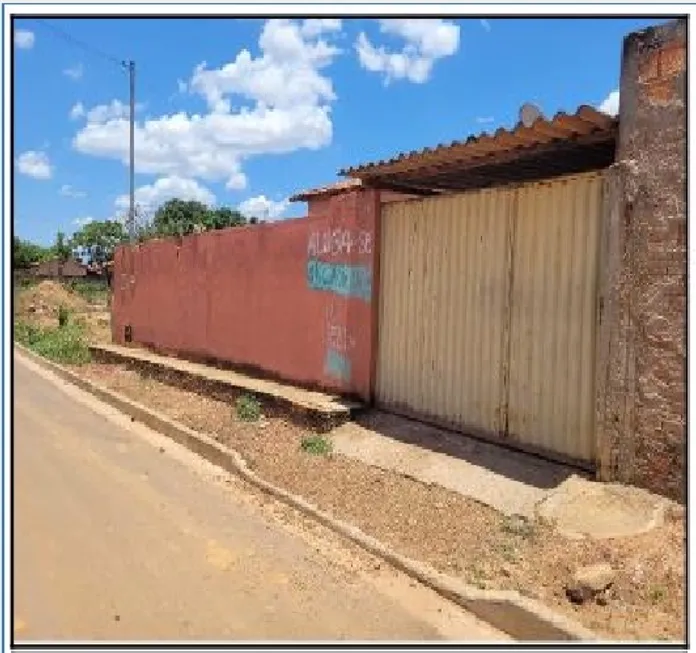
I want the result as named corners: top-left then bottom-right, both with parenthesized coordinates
top-left (339, 105), bottom-right (617, 179)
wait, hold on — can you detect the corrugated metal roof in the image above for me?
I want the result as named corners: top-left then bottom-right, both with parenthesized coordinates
top-left (289, 178), bottom-right (362, 202)
top-left (339, 105), bottom-right (617, 194)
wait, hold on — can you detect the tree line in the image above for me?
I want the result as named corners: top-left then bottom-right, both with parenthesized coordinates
top-left (14, 198), bottom-right (257, 269)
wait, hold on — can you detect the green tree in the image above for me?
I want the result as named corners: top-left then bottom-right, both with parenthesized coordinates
top-left (207, 206), bottom-right (246, 230)
top-left (53, 231), bottom-right (72, 263)
top-left (71, 220), bottom-right (128, 264)
top-left (13, 237), bottom-right (52, 269)
top-left (151, 199), bottom-right (210, 237)
top-left (149, 199), bottom-right (247, 238)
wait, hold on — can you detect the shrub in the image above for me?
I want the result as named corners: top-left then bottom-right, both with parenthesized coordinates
top-left (58, 305), bottom-right (70, 327)
top-left (235, 393), bottom-right (261, 422)
top-left (300, 435), bottom-right (332, 456)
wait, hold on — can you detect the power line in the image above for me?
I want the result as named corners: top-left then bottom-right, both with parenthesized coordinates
top-left (32, 18), bottom-right (126, 69)
top-left (32, 18), bottom-right (137, 241)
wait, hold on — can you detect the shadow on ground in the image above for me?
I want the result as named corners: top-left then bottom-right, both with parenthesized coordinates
top-left (355, 410), bottom-right (581, 491)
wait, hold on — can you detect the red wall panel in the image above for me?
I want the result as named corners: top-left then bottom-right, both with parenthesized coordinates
top-left (111, 189), bottom-right (380, 401)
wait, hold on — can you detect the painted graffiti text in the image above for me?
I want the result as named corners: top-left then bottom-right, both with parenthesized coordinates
top-left (306, 259), bottom-right (372, 302)
top-left (325, 304), bottom-right (356, 354)
top-left (307, 229), bottom-right (372, 258)
top-left (324, 349), bottom-right (352, 382)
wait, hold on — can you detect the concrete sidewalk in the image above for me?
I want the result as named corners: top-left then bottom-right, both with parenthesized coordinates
top-left (332, 414), bottom-right (671, 539)
top-left (331, 415), bottom-right (573, 519)
top-left (90, 344), bottom-right (672, 540)
top-left (90, 344), bottom-right (361, 419)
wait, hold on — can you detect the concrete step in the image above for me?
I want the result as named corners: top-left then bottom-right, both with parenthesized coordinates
top-left (89, 344), bottom-right (363, 420)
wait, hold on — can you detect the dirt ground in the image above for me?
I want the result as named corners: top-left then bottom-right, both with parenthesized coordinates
top-left (67, 361), bottom-right (685, 642)
top-left (15, 280), bottom-right (112, 344)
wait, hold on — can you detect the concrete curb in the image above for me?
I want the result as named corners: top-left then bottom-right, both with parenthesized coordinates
top-left (15, 345), bottom-right (598, 643)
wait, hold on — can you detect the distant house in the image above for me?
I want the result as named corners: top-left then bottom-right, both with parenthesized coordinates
top-left (31, 258), bottom-right (87, 279)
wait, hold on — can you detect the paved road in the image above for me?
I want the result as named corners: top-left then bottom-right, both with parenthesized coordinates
top-left (13, 352), bottom-right (507, 643)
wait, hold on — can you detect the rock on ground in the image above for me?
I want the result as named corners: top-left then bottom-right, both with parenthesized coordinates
top-left (566, 563), bottom-right (615, 605)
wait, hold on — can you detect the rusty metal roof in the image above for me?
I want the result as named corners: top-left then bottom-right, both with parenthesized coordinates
top-left (289, 178), bottom-right (363, 202)
top-left (340, 105), bottom-right (618, 194)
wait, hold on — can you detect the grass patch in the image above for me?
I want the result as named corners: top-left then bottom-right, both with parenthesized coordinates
top-left (66, 279), bottom-right (110, 305)
top-left (235, 393), bottom-right (262, 422)
top-left (14, 276), bottom-right (38, 291)
top-left (14, 317), bottom-right (91, 365)
top-left (495, 540), bottom-right (519, 563)
top-left (300, 434), bottom-right (332, 456)
top-left (649, 585), bottom-right (666, 604)
top-left (500, 514), bottom-right (537, 539)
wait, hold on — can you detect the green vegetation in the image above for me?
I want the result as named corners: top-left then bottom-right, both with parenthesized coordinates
top-left (71, 220), bottom-right (128, 265)
top-left (495, 540), bottom-right (519, 563)
top-left (649, 585), bottom-right (666, 604)
top-left (15, 315), bottom-right (91, 365)
top-left (67, 278), bottom-right (110, 304)
top-left (235, 393), bottom-right (262, 422)
top-left (13, 237), bottom-right (53, 269)
top-left (300, 434), bottom-right (333, 456)
top-left (147, 199), bottom-right (249, 239)
top-left (16, 195), bottom-right (259, 277)
top-left (53, 231), bottom-right (72, 263)
top-left (500, 514), bottom-right (537, 539)
top-left (57, 305), bottom-right (70, 328)
top-left (15, 276), bottom-right (38, 290)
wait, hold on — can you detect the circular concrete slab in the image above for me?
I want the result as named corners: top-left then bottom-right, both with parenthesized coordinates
top-left (535, 475), bottom-right (669, 540)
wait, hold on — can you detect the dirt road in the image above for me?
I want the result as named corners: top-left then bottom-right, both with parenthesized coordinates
top-left (13, 351), bottom-right (507, 643)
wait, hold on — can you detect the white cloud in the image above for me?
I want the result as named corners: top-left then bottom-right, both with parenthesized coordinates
top-left (73, 216), bottom-right (94, 227)
top-left (72, 19), bottom-right (341, 190)
top-left (177, 78), bottom-right (188, 93)
top-left (480, 19), bottom-right (491, 32)
top-left (355, 19), bottom-right (460, 84)
top-left (476, 116), bottom-right (495, 124)
top-left (63, 63), bottom-right (84, 81)
top-left (69, 102), bottom-right (86, 120)
top-left (115, 175), bottom-right (217, 213)
top-left (300, 18), bottom-right (342, 38)
top-left (238, 195), bottom-right (289, 221)
top-left (85, 99), bottom-right (131, 123)
top-left (16, 151), bottom-right (52, 179)
top-left (599, 89), bottom-right (620, 116)
top-left (225, 170), bottom-right (248, 191)
top-left (60, 184), bottom-right (87, 199)
top-left (14, 29), bottom-right (35, 49)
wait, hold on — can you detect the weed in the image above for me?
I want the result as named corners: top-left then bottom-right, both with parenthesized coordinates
top-left (66, 279), bottom-right (110, 305)
top-left (467, 564), bottom-right (489, 589)
top-left (14, 319), bottom-right (91, 365)
top-left (15, 277), bottom-right (37, 290)
top-left (300, 434), bottom-right (332, 456)
top-left (58, 304), bottom-right (70, 327)
top-left (235, 393), bottom-right (261, 422)
top-left (496, 540), bottom-right (519, 563)
top-left (649, 586), bottom-right (666, 604)
top-left (501, 514), bottom-right (537, 539)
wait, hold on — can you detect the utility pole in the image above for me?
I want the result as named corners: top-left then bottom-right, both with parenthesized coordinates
top-left (125, 60), bottom-right (136, 241)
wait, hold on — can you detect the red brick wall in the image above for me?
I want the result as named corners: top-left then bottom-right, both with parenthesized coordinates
top-left (597, 19), bottom-right (686, 501)
top-left (111, 188), bottom-right (380, 401)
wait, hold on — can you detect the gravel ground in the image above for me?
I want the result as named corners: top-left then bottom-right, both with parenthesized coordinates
top-left (69, 361), bottom-right (686, 642)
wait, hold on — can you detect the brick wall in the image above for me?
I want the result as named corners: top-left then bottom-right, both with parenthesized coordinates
top-left (596, 19), bottom-right (686, 501)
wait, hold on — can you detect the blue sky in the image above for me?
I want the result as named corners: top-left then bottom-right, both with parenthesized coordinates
top-left (13, 15), bottom-right (661, 245)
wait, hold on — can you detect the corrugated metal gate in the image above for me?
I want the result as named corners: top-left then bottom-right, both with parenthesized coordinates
top-left (376, 172), bottom-right (604, 465)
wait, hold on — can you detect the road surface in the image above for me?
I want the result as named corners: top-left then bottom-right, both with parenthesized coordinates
top-left (13, 351), bottom-right (507, 643)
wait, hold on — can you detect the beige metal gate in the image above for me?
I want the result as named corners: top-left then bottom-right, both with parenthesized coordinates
top-left (376, 172), bottom-right (604, 464)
